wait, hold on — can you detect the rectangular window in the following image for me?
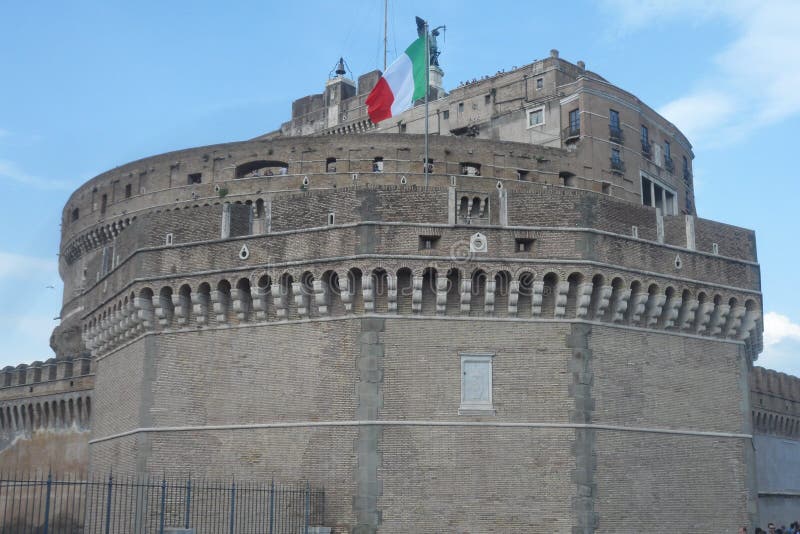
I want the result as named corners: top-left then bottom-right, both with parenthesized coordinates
top-left (641, 125), bottom-right (649, 144)
top-left (569, 109), bottom-right (580, 131)
top-left (610, 109), bottom-right (620, 129)
top-left (527, 107), bottom-right (544, 128)
top-left (442, 109), bottom-right (449, 120)
top-left (664, 141), bottom-right (671, 158)
top-left (611, 148), bottom-right (621, 164)
top-left (124, 183), bottom-right (132, 198)
top-left (536, 78), bottom-right (543, 90)
top-left (188, 173), bottom-right (202, 184)
top-left (100, 194), bottom-right (107, 214)
top-left (515, 238), bottom-right (534, 252)
top-left (458, 102), bottom-right (464, 113)
top-left (460, 353), bottom-right (495, 414)
top-left (485, 94), bottom-right (491, 105)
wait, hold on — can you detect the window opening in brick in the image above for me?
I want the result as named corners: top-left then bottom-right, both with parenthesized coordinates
top-left (373, 157), bottom-right (384, 172)
top-left (100, 194), bottom-right (107, 215)
top-left (187, 173), bottom-right (202, 184)
top-left (515, 238), bottom-right (534, 252)
top-left (125, 183), bottom-right (132, 198)
top-left (326, 157), bottom-right (337, 173)
top-left (536, 78), bottom-right (543, 90)
top-left (419, 235), bottom-right (440, 250)
top-left (71, 208), bottom-right (79, 222)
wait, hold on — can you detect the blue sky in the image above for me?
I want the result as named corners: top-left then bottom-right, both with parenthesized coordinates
top-left (0, 0), bottom-right (797, 373)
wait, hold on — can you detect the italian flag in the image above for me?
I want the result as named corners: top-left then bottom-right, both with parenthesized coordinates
top-left (366, 36), bottom-right (427, 124)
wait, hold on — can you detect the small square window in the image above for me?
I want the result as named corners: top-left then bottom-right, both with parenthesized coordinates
top-left (515, 238), bottom-right (534, 252)
top-left (516, 170), bottom-right (529, 181)
top-left (536, 78), bottom-right (543, 90)
top-left (419, 235), bottom-right (440, 250)
top-left (188, 173), bottom-right (202, 184)
top-left (527, 108), bottom-right (544, 128)
top-left (460, 353), bottom-right (495, 415)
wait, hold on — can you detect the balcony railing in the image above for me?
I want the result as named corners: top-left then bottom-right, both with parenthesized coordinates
top-left (610, 158), bottom-right (625, 174)
top-left (664, 155), bottom-right (674, 173)
top-left (683, 169), bottom-right (692, 184)
top-left (641, 140), bottom-right (652, 159)
top-left (562, 125), bottom-right (581, 142)
top-left (609, 125), bottom-right (624, 144)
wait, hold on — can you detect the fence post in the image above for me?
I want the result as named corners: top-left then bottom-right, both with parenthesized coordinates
top-left (159, 477), bottom-right (166, 534)
top-left (42, 471), bottom-right (52, 534)
top-left (184, 478), bottom-right (191, 529)
top-left (304, 481), bottom-right (310, 534)
top-left (229, 480), bottom-right (236, 534)
top-left (268, 480), bottom-right (274, 534)
top-left (104, 473), bottom-right (113, 534)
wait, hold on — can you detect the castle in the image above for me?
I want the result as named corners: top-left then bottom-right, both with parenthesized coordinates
top-left (0, 48), bottom-right (796, 532)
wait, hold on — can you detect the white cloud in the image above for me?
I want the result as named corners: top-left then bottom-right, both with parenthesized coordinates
top-left (758, 312), bottom-right (800, 376)
top-left (764, 311), bottom-right (800, 347)
top-left (0, 159), bottom-right (72, 190)
top-left (601, 0), bottom-right (800, 147)
top-left (0, 252), bottom-right (58, 281)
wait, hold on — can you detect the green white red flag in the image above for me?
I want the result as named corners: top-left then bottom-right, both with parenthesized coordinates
top-left (366, 36), bottom-right (427, 124)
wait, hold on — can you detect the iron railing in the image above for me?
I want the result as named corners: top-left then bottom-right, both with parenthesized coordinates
top-left (609, 125), bottom-right (624, 144)
top-left (664, 155), bottom-right (674, 173)
top-left (610, 158), bottom-right (626, 173)
top-left (641, 140), bottom-right (652, 159)
top-left (562, 124), bottom-right (580, 141)
top-left (0, 472), bottom-right (324, 534)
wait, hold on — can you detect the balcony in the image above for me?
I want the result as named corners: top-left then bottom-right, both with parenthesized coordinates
top-left (641, 141), bottom-right (652, 159)
top-left (683, 169), bottom-right (692, 184)
top-left (664, 155), bottom-right (674, 173)
top-left (609, 125), bottom-right (624, 144)
top-left (562, 125), bottom-right (580, 143)
top-left (610, 157), bottom-right (625, 174)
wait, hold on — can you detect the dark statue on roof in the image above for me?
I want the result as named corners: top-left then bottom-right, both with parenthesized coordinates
top-left (415, 16), bottom-right (445, 67)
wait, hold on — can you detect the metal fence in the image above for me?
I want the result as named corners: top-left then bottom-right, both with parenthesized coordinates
top-left (0, 472), bottom-right (324, 534)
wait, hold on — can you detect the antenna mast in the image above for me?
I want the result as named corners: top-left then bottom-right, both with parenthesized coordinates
top-left (383, 0), bottom-right (388, 71)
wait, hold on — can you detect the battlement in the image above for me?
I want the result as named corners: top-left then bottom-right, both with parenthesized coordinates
top-left (751, 366), bottom-right (800, 439)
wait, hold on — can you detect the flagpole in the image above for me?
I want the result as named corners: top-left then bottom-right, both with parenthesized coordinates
top-left (424, 20), bottom-right (430, 187)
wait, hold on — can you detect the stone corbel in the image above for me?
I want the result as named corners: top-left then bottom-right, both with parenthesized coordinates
top-left (134, 296), bottom-right (155, 330)
top-left (678, 298), bottom-right (699, 331)
top-left (508, 281), bottom-right (520, 317)
top-left (211, 290), bottom-right (230, 323)
top-left (193, 291), bottom-right (210, 325)
top-left (532, 281), bottom-right (544, 317)
top-left (362, 276), bottom-right (375, 313)
top-left (436, 276), bottom-right (448, 315)
top-left (232, 288), bottom-right (251, 321)
top-left (708, 304), bottom-right (730, 336)
top-left (662, 296), bottom-right (682, 329)
top-left (724, 305), bottom-right (746, 338)
top-left (172, 292), bottom-right (189, 325)
top-left (628, 291), bottom-right (649, 325)
top-left (554, 281), bottom-right (570, 318)
top-left (575, 282), bottom-right (594, 319)
top-left (484, 279), bottom-right (496, 314)
top-left (337, 272), bottom-right (353, 314)
top-left (460, 279), bottom-right (472, 314)
top-left (314, 280), bottom-right (330, 316)
top-left (591, 285), bottom-right (613, 319)
top-left (411, 275), bottom-right (424, 314)
top-left (611, 289), bottom-right (632, 323)
top-left (694, 301), bottom-right (715, 334)
top-left (252, 285), bottom-right (270, 321)
top-left (292, 282), bottom-right (309, 317)
top-left (644, 293), bottom-right (666, 327)
top-left (737, 309), bottom-right (761, 341)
